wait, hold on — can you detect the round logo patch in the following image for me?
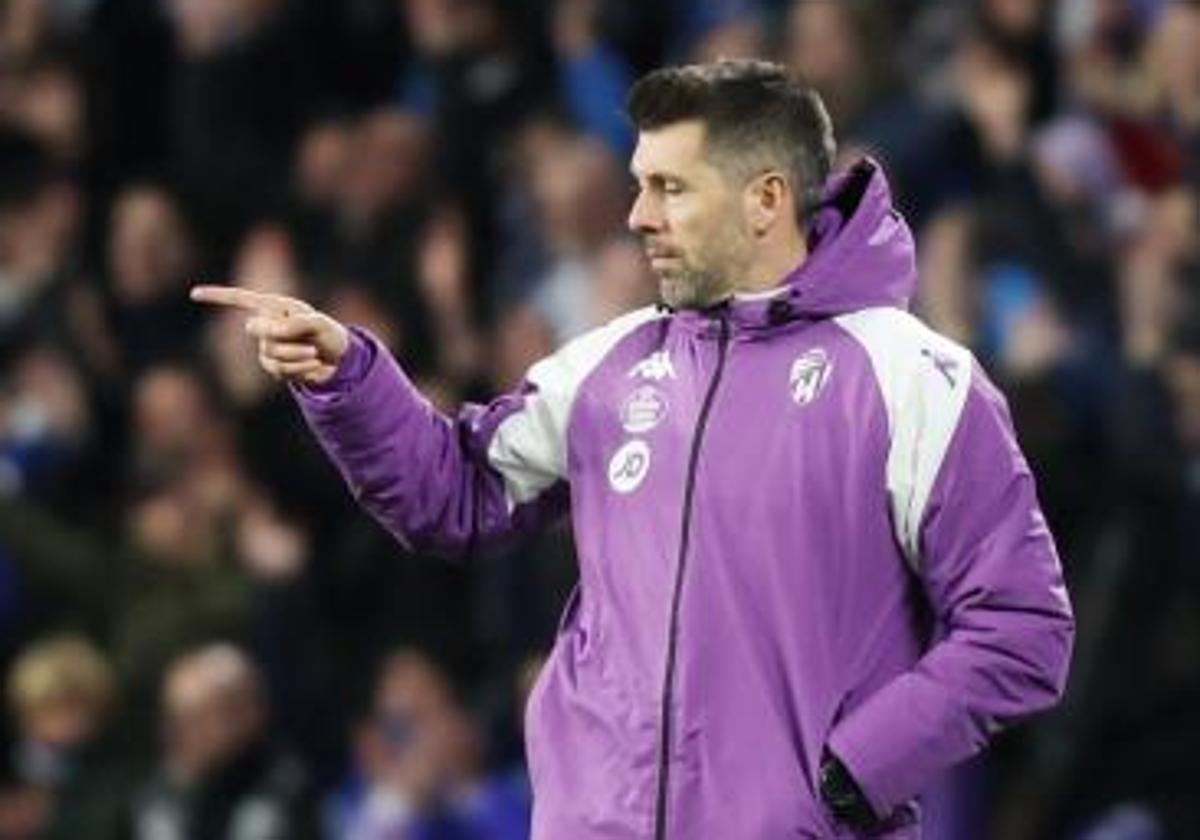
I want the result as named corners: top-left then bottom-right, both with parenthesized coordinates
top-left (620, 385), bottom-right (669, 433)
top-left (608, 439), bottom-right (651, 494)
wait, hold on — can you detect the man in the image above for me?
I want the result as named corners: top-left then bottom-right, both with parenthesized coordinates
top-left (193, 60), bottom-right (1073, 839)
top-left (132, 644), bottom-right (318, 840)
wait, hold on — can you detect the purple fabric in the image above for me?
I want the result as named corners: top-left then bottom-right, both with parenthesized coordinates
top-left (292, 159), bottom-right (1073, 838)
top-left (294, 328), bottom-right (565, 554)
top-left (826, 365), bottom-right (1073, 815)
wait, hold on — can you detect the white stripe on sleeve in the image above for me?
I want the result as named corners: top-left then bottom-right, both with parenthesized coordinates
top-left (487, 306), bottom-right (666, 509)
top-left (836, 307), bottom-right (973, 570)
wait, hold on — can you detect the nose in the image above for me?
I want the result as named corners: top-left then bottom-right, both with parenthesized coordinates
top-left (627, 189), bottom-right (663, 235)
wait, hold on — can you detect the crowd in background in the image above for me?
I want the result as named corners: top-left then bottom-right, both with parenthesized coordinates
top-left (0, 0), bottom-right (1196, 837)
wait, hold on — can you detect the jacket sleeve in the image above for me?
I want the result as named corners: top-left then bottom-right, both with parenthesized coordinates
top-left (288, 328), bottom-right (563, 555)
top-left (292, 311), bottom-right (660, 556)
top-left (826, 364), bottom-right (1075, 818)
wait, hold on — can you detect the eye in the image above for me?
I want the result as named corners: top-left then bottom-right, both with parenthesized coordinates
top-left (663, 179), bottom-right (684, 196)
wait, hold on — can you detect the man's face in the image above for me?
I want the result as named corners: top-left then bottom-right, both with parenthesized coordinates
top-left (628, 121), bottom-right (755, 310)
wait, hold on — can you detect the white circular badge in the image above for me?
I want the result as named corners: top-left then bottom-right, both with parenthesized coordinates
top-left (607, 439), bottom-right (651, 494)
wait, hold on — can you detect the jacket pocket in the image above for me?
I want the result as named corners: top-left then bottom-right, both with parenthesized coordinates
top-left (812, 692), bottom-right (853, 836)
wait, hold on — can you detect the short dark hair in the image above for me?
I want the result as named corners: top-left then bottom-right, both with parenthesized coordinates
top-left (627, 59), bottom-right (836, 221)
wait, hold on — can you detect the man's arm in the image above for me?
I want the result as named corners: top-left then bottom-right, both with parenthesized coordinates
top-left (191, 285), bottom-right (660, 556)
top-left (825, 365), bottom-right (1075, 819)
top-left (288, 326), bottom-right (569, 554)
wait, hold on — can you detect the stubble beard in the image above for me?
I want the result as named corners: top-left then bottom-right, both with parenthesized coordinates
top-left (657, 264), bottom-right (728, 310)
top-left (651, 212), bottom-right (756, 310)
top-left (655, 232), bottom-right (753, 311)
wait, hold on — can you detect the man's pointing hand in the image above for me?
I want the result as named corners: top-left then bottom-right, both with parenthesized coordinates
top-left (190, 285), bottom-right (350, 386)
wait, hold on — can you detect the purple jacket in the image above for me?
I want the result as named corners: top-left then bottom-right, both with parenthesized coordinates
top-left (294, 160), bottom-right (1074, 839)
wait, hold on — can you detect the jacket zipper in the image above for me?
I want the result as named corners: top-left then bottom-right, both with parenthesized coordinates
top-left (653, 314), bottom-right (731, 840)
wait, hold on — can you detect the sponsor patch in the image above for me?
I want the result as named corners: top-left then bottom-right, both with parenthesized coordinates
top-left (608, 439), bottom-right (651, 494)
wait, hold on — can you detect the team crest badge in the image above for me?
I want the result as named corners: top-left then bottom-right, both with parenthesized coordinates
top-left (620, 386), bottom-right (669, 433)
top-left (789, 348), bottom-right (833, 406)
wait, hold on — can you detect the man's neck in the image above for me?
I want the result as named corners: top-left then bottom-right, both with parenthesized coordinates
top-left (734, 230), bottom-right (809, 296)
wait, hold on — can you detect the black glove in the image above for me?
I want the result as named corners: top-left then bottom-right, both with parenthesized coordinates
top-left (818, 752), bottom-right (881, 831)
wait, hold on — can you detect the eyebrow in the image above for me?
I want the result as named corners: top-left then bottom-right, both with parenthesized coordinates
top-left (630, 168), bottom-right (687, 185)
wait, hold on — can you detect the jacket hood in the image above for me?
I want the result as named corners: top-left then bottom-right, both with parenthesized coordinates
top-left (669, 157), bottom-right (916, 335)
top-left (783, 157), bottom-right (916, 317)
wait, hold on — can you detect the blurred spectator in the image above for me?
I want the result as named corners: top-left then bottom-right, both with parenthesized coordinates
top-left (0, 60), bottom-right (86, 165)
top-left (785, 0), bottom-right (894, 141)
top-left (0, 132), bottom-right (95, 362)
top-left (163, 0), bottom-right (321, 263)
top-left (104, 184), bottom-right (202, 374)
top-left (687, 13), bottom-right (764, 64)
top-left (1116, 188), bottom-right (1196, 365)
top-left (978, 0), bottom-right (1060, 124)
top-left (288, 109), bottom-right (439, 375)
top-left (1, 635), bottom-right (129, 840)
top-left (398, 0), bottom-right (553, 316)
top-left (664, 0), bottom-right (763, 63)
top-left (292, 117), bottom-right (354, 224)
top-left (337, 111), bottom-right (429, 251)
top-left (489, 127), bottom-right (641, 391)
top-left (0, 0), bottom-right (44, 62)
top-left (132, 643), bottom-right (317, 840)
top-left (0, 343), bottom-right (93, 505)
top-left (0, 364), bottom-right (291, 749)
top-left (552, 0), bottom-right (636, 159)
top-left (0, 0), bottom-right (98, 63)
top-left (914, 207), bottom-right (976, 345)
top-left (1166, 311), bottom-right (1200, 464)
top-left (129, 363), bottom-right (232, 488)
top-left (327, 110), bottom-right (426, 266)
top-left (1030, 115), bottom-right (1130, 241)
top-left (204, 223), bottom-right (353, 529)
top-left (330, 649), bottom-right (528, 840)
top-left (519, 135), bottom-right (629, 343)
top-left (1057, 0), bottom-right (1191, 195)
top-left (1144, 0), bottom-right (1200, 174)
top-left (588, 237), bottom-right (658, 329)
top-left (413, 204), bottom-right (486, 402)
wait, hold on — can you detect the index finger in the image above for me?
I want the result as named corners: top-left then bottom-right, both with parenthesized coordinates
top-left (190, 285), bottom-right (305, 315)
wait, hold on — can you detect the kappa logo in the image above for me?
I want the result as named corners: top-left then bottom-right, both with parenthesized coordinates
top-left (921, 348), bottom-right (959, 388)
top-left (608, 439), bottom-right (651, 494)
top-left (620, 385), bottom-right (669, 433)
top-left (628, 350), bottom-right (676, 381)
top-left (789, 348), bottom-right (834, 406)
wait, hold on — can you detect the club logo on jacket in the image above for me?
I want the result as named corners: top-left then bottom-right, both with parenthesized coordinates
top-left (789, 348), bottom-right (834, 406)
top-left (628, 350), bottom-right (675, 381)
top-left (608, 439), bottom-right (651, 494)
top-left (620, 385), bottom-right (669, 433)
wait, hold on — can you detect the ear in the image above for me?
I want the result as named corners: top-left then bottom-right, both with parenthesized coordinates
top-left (743, 172), bottom-right (791, 238)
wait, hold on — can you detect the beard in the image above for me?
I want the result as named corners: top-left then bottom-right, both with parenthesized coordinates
top-left (656, 264), bottom-right (729, 310)
top-left (646, 215), bottom-right (755, 310)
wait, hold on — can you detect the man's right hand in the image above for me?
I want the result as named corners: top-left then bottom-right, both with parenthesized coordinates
top-left (190, 285), bottom-right (351, 386)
